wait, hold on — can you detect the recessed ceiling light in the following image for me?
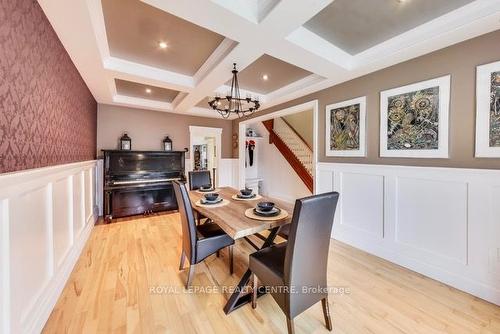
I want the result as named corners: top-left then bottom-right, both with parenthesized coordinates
top-left (262, 74), bottom-right (269, 81)
top-left (158, 41), bottom-right (168, 49)
top-left (145, 88), bottom-right (152, 94)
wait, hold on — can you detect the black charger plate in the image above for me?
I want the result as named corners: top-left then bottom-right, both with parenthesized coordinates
top-left (253, 207), bottom-right (281, 217)
top-left (201, 197), bottom-right (223, 205)
top-left (237, 194), bottom-right (256, 199)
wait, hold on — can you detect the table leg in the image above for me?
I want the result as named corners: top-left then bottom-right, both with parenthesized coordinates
top-left (223, 227), bottom-right (279, 314)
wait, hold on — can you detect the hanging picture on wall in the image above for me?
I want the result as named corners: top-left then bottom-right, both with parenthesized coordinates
top-left (325, 96), bottom-right (366, 157)
top-left (475, 60), bottom-right (500, 157)
top-left (380, 75), bottom-right (450, 158)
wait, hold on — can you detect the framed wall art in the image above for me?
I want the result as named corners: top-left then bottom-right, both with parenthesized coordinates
top-left (380, 75), bottom-right (450, 158)
top-left (325, 96), bottom-right (366, 157)
top-left (475, 60), bottom-right (500, 157)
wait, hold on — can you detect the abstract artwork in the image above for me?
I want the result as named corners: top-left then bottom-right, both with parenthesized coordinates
top-left (387, 87), bottom-right (439, 150)
top-left (380, 75), bottom-right (450, 158)
top-left (489, 71), bottom-right (500, 147)
top-left (475, 60), bottom-right (500, 157)
top-left (326, 97), bottom-right (366, 157)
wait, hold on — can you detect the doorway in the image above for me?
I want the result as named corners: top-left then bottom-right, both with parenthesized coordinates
top-left (238, 100), bottom-right (319, 194)
top-left (189, 126), bottom-right (222, 186)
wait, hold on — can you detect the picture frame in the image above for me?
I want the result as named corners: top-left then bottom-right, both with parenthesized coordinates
top-left (475, 60), bottom-right (500, 157)
top-left (379, 75), bottom-right (450, 158)
top-left (325, 96), bottom-right (366, 157)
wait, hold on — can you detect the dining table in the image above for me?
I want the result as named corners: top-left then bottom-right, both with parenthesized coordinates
top-left (188, 186), bottom-right (294, 314)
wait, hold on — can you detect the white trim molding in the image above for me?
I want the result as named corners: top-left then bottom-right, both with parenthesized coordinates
top-left (475, 60), bottom-right (500, 157)
top-left (0, 161), bottom-right (99, 333)
top-left (317, 162), bottom-right (500, 306)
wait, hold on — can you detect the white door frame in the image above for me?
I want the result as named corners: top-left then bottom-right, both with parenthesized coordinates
top-left (238, 100), bottom-right (319, 192)
top-left (189, 126), bottom-right (222, 186)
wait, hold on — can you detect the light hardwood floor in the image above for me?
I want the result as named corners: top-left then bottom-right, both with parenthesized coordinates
top-left (43, 213), bottom-right (500, 334)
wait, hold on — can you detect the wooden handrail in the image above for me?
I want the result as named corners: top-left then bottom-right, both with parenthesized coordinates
top-left (262, 120), bottom-right (313, 192)
top-left (279, 117), bottom-right (312, 151)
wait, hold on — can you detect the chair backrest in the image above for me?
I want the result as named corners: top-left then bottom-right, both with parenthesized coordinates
top-left (188, 170), bottom-right (212, 190)
top-left (284, 192), bottom-right (339, 318)
top-left (172, 180), bottom-right (197, 263)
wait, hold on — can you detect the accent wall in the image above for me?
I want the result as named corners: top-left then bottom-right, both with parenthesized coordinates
top-left (0, 0), bottom-right (97, 174)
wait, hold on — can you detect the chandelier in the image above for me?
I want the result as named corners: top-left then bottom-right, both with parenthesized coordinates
top-left (208, 63), bottom-right (260, 118)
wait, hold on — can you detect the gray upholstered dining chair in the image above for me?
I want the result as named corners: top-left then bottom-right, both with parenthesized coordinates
top-left (173, 180), bottom-right (234, 288)
top-left (188, 170), bottom-right (212, 190)
top-left (249, 192), bottom-right (339, 334)
top-left (188, 170), bottom-right (212, 224)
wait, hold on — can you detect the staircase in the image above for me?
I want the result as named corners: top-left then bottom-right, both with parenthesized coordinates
top-left (262, 118), bottom-right (313, 192)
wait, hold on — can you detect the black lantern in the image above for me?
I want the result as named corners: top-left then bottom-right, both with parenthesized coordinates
top-left (120, 133), bottom-right (132, 150)
top-left (163, 136), bottom-right (172, 151)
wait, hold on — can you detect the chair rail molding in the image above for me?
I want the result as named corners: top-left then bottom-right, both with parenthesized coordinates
top-left (0, 160), bottom-right (99, 333)
top-left (317, 162), bottom-right (500, 306)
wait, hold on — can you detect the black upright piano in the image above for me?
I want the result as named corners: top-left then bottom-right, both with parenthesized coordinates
top-left (102, 150), bottom-right (186, 221)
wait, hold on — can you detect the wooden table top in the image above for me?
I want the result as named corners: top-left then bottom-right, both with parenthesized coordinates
top-left (189, 187), bottom-right (294, 239)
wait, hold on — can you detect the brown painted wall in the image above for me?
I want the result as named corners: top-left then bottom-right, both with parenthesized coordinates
top-left (0, 0), bottom-right (97, 174)
top-left (234, 30), bottom-right (500, 169)
top-left (97, 104), bottom-right (233, 158)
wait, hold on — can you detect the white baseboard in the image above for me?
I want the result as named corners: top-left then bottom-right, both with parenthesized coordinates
top-left (0, 160), bottom-right (98, 333)
top-left (317, 162), bottom-right (500, 306)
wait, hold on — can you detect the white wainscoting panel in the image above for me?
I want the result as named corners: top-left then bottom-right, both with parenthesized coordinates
top-left (317, 162), bottom-right (500, 306)
top-left (0, 160), bottom-right (98, 333)
top-left (219, 158), bottom-right (239, 188)
top-left (338, 172), bottom-right (384, 238)
top-left (185, 158), bottom-right (239, 189)
top-left (396, 177), bottom-right (468, 265)
top-left (96, 159), bottom-right (104, 216)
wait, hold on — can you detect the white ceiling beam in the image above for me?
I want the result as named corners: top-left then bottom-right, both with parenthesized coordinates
top-left (143, 0), bottom-right (335, 113)
top-left (174, 44), bottom-right (264, 113)
top-left (103, 57), bottom-right (194, 92)
top-left (142, 0), bottom-right (255, 42)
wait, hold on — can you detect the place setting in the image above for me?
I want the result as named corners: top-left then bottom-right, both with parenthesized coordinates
top-left (244, 201), bottom-right (288, 221)
top-left (196, 184), bottom-right (219, 194)
top-left (231, 187), bottom-right (262, 201)
top-left (195, 192), bottom-right (229, 208)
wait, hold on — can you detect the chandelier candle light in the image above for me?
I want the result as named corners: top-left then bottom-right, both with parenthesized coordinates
top-left (208, 63), bottom-right (260, 118)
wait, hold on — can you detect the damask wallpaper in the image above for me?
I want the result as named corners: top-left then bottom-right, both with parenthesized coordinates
top-left (0, 0), bottom-right (97, 174)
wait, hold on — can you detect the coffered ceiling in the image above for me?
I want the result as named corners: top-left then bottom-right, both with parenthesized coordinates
top-left (115, 79), bottom-right (180, 102)
top-left (38, 0), bottom-right (500, 119)
top-left (235, 54), bottom-right (313, 94)
top-left (102, 0), bottom-right (226, 75)
top-left (304, 0), bottom-right (476, 55)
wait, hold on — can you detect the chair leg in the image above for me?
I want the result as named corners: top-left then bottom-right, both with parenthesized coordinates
top-left (286, 317), bottom-right (295, 334)
top-left (185, 264), bottom-right (195, 289)
top-left (179, 249), bottom-right (186, 270)
top-left (252, 273), bottom-right (258, 309)
top-left (321, 297), bottom-right (333, 331)
top-left (228, 245), bottom-right (234, 275)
